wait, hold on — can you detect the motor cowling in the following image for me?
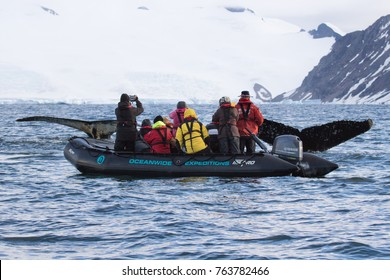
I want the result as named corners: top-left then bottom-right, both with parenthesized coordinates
top-left (271, 135), bottom-right (303, 162)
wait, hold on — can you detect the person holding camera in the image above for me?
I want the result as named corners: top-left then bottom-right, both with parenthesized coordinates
top-left (114, 93), bottom-right (144, 151)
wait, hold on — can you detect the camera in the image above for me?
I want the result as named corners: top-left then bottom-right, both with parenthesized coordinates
top-left (129, 95), bottom-right (137, 102)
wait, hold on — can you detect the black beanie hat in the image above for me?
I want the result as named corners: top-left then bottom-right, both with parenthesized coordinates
top-left (120, 93), bottom-right (130, 102)
top-left (177, 101), bottom-right (187, 109)
top-left (141, 119), bottom-right (152, 127)
top-left (153, 115), bottom-right (164, 123)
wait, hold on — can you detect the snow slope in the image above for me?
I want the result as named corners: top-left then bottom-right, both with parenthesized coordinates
top-left (0, 0), bottom-right (334, 103)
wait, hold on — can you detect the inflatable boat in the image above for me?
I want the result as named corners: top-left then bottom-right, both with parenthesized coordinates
top-left (64, 134), bottom-right (338, 178)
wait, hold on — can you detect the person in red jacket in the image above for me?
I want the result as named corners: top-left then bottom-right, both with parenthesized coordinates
top-left (139, 119), bottom-right (152, 137)
top-left (235, 90), bottom-right (264, 154)
top-left (143, 120), bottom-right (175, 154)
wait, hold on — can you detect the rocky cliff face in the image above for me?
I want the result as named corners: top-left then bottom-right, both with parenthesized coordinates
top-left (273, 15), bottom-right (390, 104)
top-left (309, 23), bottom-right (343, 40)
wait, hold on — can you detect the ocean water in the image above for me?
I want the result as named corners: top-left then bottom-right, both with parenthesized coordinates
top-left (0, 103), bottom-right (389, 260)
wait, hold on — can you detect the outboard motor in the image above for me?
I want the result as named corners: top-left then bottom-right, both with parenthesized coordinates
top-left (271, 134), bottom-right (338, 177)
top-left (271, 135), bottom-right (303, 162)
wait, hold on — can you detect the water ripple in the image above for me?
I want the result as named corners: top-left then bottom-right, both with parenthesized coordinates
top-left (1, 104), bottom-right (389, 259)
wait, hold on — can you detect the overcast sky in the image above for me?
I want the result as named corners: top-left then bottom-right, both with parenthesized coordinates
top-left (234, 0), bottom-right (390, 33)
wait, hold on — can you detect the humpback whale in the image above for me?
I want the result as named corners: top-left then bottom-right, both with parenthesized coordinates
top-left (16, 116), bottom-right (373, 152)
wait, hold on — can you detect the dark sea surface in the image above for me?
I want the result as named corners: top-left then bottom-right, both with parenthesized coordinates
top-left (0, 103), bottom-right (389, 260)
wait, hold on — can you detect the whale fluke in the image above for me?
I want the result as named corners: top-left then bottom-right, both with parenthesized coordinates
top-left (16, 116), bottom-right (116, 139)
top-left (259, 118), bottom-right (373, 152)
top-left (17, 116), bottom-right (373, 151)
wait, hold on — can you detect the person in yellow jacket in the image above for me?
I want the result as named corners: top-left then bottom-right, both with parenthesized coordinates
top-left (175, 108), bottom-right (210, 154)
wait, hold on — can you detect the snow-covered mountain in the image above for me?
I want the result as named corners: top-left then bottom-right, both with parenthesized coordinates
top-left (0, 0), bottom-right (336, 103)
top-left (274, 15), bottom-right (390, 104)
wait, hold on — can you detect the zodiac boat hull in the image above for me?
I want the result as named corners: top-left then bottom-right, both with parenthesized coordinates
top-left (64, 137), bottom-right (338, 178)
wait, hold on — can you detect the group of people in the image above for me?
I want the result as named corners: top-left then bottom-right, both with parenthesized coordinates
top-left (114, 91), bottom-right (264, 155)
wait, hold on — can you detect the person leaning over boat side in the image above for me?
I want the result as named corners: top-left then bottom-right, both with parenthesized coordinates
top-left (175, 108), bottom-right (210, 154)
top-left (163, 117), bottom-right (174, 133)
top-left (169, 101), bottom-right (187, 137)
top-left (143, 120), bottom-right (175, 154)
top-left (114, 93), bottom-right (144, 151)
top-left (235, 90), bottom-right (264, 154)
top-left (212, 96), bottom-right (240, 154)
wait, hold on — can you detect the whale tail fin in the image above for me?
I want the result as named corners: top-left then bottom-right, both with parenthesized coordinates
top-left (299, 119), bottom-right (373, 152)
top-left (259, 119), bottom-right (373, 152)
top-left (16, 116), bottom-right (117, 139)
